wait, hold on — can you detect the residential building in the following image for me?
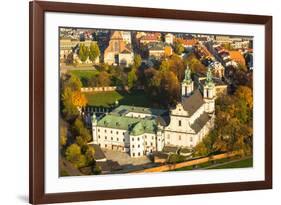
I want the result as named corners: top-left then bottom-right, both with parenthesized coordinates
top-left (229, 51), bottom-right (246, 66)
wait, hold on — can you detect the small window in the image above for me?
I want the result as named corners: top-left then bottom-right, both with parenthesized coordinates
top-left (179, 120), bottom-right (182, 126)
top-left (116, 131), bottom-right (119, 135)
top-left (98, 129), bottom-right (100, 132)
top-left (123, 132), bottom-right (125, 135)
top-left (151, 142), bottom-right (153, 146)
top-left (179, 135), bottom-right (181, 140)
top-left (132, 137), bottom-right (134, 141)
top-left (190, 137), bottom-right (193, 142)
top-left (137, 137), bottom-right (140, 141)
top-left (117, 138), bottom-right (119, 141)
top-left (105, 136), bottom-right (107, 140)
top-left (111, 130), bottom-right (113, 134)
top-left (104, 129), bottom-right (107, 133)
top-left (105, 144), bottom-right (107, 147)
top-left (138, 152), bottom-right (140, 156)
top-left (145, 135), bottom-right (147, 139)
top-left (132, 145), bottom-right (135, 148)
top-left (132, 153), bottom-right (135, 157)
top-left (138, 144), bottom-right (140, 148)
top-left (98, 135), bottom-right (100, 139)
top-left (123, 138), bottom-right (125, 142)
top-left (111, 137), bottom-right (113, 140)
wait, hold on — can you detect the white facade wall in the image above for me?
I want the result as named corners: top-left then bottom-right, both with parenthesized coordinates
top-left (130, 134), bottom-right (145, 157)
top-left (95, 126), bottom-right (128, 151)
top-left (119, 53), bottom-right (134, 67)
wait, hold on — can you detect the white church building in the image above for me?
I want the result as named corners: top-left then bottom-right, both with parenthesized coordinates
top-left (91, 65), bottom-right (216, 157)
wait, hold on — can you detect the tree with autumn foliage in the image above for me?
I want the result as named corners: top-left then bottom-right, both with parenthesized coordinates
top-left (195, 85), bottom-right (253, 157)
top-left (97, 71), bottom-right (111, 86)
top-left (71, 91), bottom-right (87, 108)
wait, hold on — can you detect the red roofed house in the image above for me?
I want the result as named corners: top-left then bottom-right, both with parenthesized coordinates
top-left (229, 51), bottom-right (246, 66)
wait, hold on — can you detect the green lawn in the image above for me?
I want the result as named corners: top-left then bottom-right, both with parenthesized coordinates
top-left (85, 90), bottom-right (152, 108)
top-left (69, 70), bottom-right (99, 79)
top-left (208, 157), bottom-right (253, 169)
top-left (173, 156), bottom-right (252, 171)
top-left (68, 70), bottom-right (99, 86)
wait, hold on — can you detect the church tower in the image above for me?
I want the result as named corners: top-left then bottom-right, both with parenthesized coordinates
top-left (181, 65), bottom-right (194, 99)
top-left (203, 66), bottom-right (216, 113)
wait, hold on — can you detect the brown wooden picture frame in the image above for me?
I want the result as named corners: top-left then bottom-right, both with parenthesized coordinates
top-left (29, 1), bottom-right (272, 204)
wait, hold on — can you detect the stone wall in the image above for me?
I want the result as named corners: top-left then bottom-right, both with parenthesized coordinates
top-left (132, 151), bottom-right (240, 173)
top-left (81, 86), bottom-right (124, 92)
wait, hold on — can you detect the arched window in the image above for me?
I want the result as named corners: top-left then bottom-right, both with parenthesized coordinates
top-left (179, 120), bottom-right (182, 126)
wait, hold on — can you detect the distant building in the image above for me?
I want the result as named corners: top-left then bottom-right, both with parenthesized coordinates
top-left (182, 39), bottom-right (197, 48)
top-left (59, 38), bottom-right (100, 64)
top-left (59, 38), bottom-right (79, 61)
top-left (104, 31), bottom-right (134, 67)
top-left (229, 51), bottom-right (246, 66)
top-left (92, 65), bottom-right (216, 157)
top-left (148, 42), bottom-right (172, 60)
top-left (121, 31), bottom-right (132, 45)
top-left (139, 33), bottom-right (161, 45)
top-left (165, 33), bottom-right (174, 45)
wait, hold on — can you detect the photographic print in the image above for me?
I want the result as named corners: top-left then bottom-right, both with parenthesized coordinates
top-left (59, 27), bottom-right (254, 176)
top-left (30, 2), bottom-right (272, 203)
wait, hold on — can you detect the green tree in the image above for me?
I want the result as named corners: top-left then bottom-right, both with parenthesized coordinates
top-left (85, 145), bottom-right (95, 165)
top-left (127, 68), bottom-right (138, 89)
top-left (88, 42), bottom-right (100, 63)
top-left (78, 43), bottom-right (89, 62)
top-left (133, 54), bottom-right (142, 68)
top-left (65, 144), bottom-right (86, 168)
top-left (174, 42), bottom-right (185, 55)
top-left (73, 118), bottom-right (91, 143)
top-left (62, 74), bottom-right (82, 92)
top-left (60, 123), bottom-right (67, 147)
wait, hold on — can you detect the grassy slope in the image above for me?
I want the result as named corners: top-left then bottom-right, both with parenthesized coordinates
top-left (208, 157), bottom-right (253, 169)
top-left (173, 157), bottom-right (253, 171)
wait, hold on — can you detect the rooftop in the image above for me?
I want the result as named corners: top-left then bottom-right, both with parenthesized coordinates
top-left (97, 114), bottom-right (158, 135)
top-left (190, 112), bottom-right (211, 133)
top-left (181, 89), bottom-right (205, 116)
top-left (111, 105), bottom-right (167, 116)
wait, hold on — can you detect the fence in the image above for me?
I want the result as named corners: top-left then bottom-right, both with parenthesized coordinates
top-left (81, 86), bottom-right (125, 92)
top-left (132, 151), bottom-right (240, 173)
